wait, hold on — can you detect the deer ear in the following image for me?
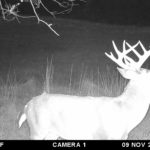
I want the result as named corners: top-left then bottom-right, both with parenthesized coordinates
top-left (117, 67), bottom-right (140, 79)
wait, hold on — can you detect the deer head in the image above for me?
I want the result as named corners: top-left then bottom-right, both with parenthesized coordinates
top-left (105, 41), bottom-right (150, 98)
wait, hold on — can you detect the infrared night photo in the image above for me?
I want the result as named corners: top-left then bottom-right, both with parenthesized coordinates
top-left (0, 0), bottom-right (150, 142)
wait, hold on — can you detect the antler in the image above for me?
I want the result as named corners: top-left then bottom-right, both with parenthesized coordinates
top-left (105, 40), bottom-right (150, 70)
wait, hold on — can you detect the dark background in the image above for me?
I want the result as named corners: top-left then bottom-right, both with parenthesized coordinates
top-left (16, 0), bottom-right (150, 26)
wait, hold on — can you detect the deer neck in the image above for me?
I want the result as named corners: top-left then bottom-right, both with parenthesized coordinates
top-left (120, 80), bottom-right (149, 105)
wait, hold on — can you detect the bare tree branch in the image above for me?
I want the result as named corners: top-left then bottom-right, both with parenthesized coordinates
top-left (0, 0), bottom-right (85, 36)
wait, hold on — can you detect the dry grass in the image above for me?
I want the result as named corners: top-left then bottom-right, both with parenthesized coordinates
top-left (0, 61), bottom-right (150, 140)
top-left (43, 59), bottom-right (128, 97)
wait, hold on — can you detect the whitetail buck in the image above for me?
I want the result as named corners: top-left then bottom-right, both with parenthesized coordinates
top-left (19, 41), bottom-right (150, 140)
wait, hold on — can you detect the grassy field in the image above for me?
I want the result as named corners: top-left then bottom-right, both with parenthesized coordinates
top-left (0, 18), bottom-right (150, 139)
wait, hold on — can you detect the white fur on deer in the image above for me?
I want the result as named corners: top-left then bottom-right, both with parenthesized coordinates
top-left (19, 41), bottom-right (150, 140)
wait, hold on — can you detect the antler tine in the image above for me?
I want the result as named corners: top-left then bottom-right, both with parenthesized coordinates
top-left (105, 41), bottom-right (131, 69)
top-left (105, 40), bottom-right (150, 70)
top-left (122, 40), bottom-right (138, 66)
top-left (138, 41), bottom-right (147, 52)
top-left (125, 41), bottom-right (150, 68)
top-left (123, 41), bottom-right (141, 69)
top-left (112, 40), bottom-right (122, 56)
top-left (123, 41), bottom-right (140, 57)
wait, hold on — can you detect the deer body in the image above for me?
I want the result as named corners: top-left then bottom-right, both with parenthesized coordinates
top-left (19, 82), bottom-right (149, 140)
top-left (19, 41), bottom-right (150, 139)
